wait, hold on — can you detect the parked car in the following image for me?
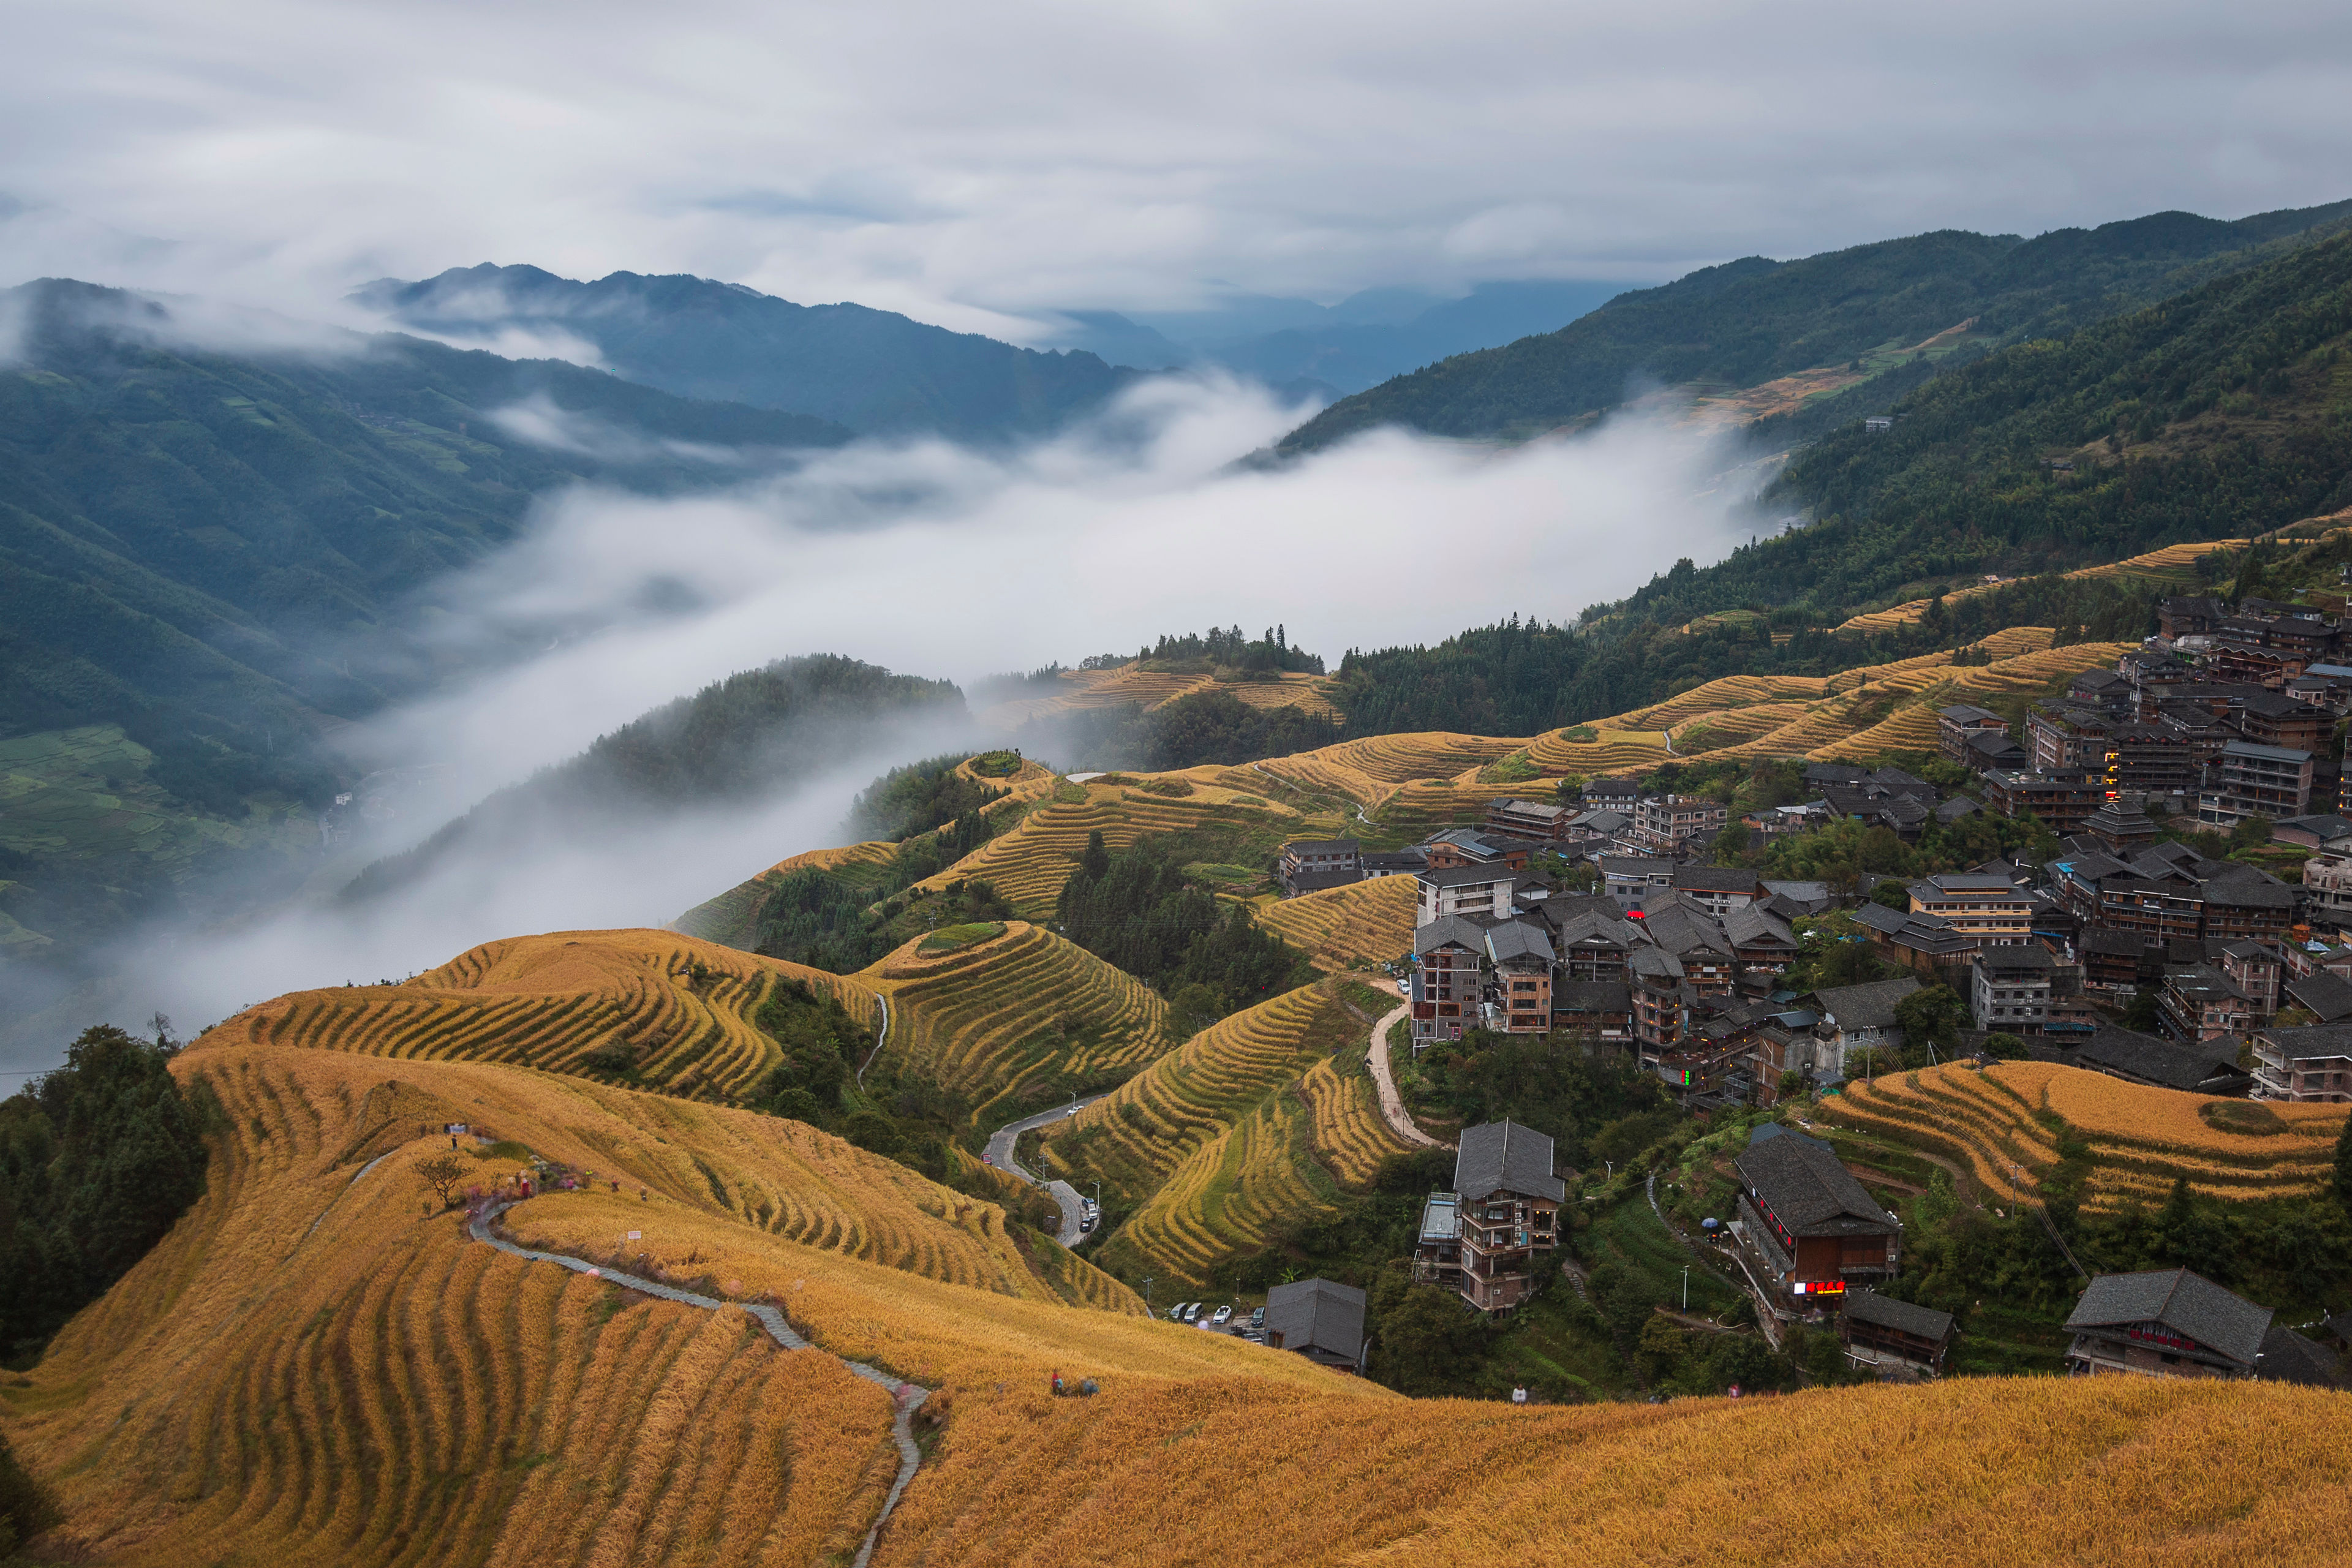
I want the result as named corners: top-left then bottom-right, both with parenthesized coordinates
top-left (1210, 1305), bottom-right (1233, 1326)
top-left (1079, 1213), bottom-right (1095, 1233)
top-left (1182, 1302), bottom-right (1202, 1323)
top-left (1248, 1306), bottom-right (1265, 1330)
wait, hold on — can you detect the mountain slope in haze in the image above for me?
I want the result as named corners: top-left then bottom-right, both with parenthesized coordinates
top-left (1278, 198), bottom-right (2352, 454)
top-left (339, 655), bottom-right (967, 903)
top-left (355, 265), bottom-right (1140, 442)
top-left (0, 278), bottom-right (853, 970)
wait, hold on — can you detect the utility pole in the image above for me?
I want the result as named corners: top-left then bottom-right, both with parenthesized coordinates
top-left (1681, 1264), bottom-right (1691, 1312)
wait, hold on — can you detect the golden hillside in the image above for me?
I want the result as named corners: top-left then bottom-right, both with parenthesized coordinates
top-left (978, 664), bottom-right (1341, 728)
top-left (1521, 632), bottom-right (2131, 774)
top-left (219, 929), bottom-right (880, 1105)
top-left (1827, 1060), bottom-right (2348, 1210)
top-left (908, 773), bottom-right (1310, 914)
top-left (674, 756), bottom-right (1058, 946)
top-left (858, 921), bottom-right (1177, 1127)
top-left (1834, 537), bottom-right (2256, 635)
top-left (16, 1035), bottom-right (2352, 1566)
top-left (1252, 874), bottom-right (1417, 972)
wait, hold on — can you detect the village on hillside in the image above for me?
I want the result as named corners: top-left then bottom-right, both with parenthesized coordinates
top-left (1261, 592), bottom-right (2352, 1386)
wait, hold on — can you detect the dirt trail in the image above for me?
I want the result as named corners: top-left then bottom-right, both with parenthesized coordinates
top-left (1367, 1001), bottom-right (1447, 1151)
top-left (470, 1202), bottom-right (929, 1568)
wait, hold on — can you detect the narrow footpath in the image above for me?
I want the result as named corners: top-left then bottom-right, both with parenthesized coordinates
top-left (983, 1095), bottom-right (1110, 1249)
top-left (469, 1202), bottom-right (929, 1568)
top-left (1366, 1001), bottom-right (1446, 1151)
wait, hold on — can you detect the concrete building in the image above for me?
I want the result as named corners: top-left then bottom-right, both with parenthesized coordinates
top-left (1970, 943), bottom-right (2053, 1035)
top-left (2248, 1023), bottom-right (2352, 1102)
top-left (2198, 741), bottom-right (2314, 829)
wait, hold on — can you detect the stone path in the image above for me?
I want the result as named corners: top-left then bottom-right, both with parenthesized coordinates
top-left (1366, 1001), bottom-right (1446, 1151)
top-left (984, 1095), bottom-right (1109, 1248)
top-left (467, 1202), bottom-right (930, 1568)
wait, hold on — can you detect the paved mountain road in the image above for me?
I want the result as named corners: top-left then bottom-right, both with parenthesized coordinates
top-left (984, 1095), bottom-right (1110, 1249)
top-left (1366, 1000), bottom-right (1447, 1151)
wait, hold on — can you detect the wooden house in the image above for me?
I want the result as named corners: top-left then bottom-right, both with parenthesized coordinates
top-left (1450, 1121), bottom-right (1564, 1314)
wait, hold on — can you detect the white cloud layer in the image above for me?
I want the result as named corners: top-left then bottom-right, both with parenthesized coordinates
top-left (2, 379), bottom-right (1759, 1066)
top-left (2, 0), bottom-right (2348, 331)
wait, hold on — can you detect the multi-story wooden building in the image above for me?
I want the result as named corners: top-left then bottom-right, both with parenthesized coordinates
top-left (1936, 703), bottom-right (2010, 764)
top-left (1734, 1126), bottom-right (1901, 1310)
top-left (2155, 964), bottom-right (2254, 1044)
top-left (1980, 769), bottom-right (2103, 834)
top-left (2063, 1268), bottom-right (2272, 1380)
top-left (1908, 872), bottom-right (2034, 945)
top-left (1483, 797), bottom-right (1573, 843)
top-left (1448, 1121), bottom-right (1564, 1314)
top-left (1483, 921), bottom-right (1555, 1033)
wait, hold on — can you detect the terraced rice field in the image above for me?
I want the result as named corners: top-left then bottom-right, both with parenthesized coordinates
top-left (1253, 876), bottom-right (1417, 971)
top-left (1098, 1069), bottom-right (1348, 1289)
top-left (212, 930), bottom-right (878, 1106)
top-left (910, 780), bottom-right (1300, 914)
top-left (1519, 637), bottom-right (2130, 769)
top-left (1825, 1061), bottom-right (2346, 1210)
top-left (1256, 733), bottom-right (1528, 807)
top-left (861, 922), bottom-right (1175, 1128)
top-left (979, 665), bottom-right (1344, 728)
top-left (1040, 982), bottom-right (1357, 1212)
top-left (1834, 539), bottom-right (2260, 635)
top-left (676, 759), bottom-right (1055, 947)
top-left (26, 1010), bottom-right (2352, 1567)
top-left (1297, 1050), bottom-right (1411, 1187)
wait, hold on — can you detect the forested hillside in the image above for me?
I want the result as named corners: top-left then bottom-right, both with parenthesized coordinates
top-left (341, 656), bottom-right (966, 901)
top-left (1278, 198), bottom-right (2352, 454)
top-left (356, 265), bottom-right (1138, 441)
top-left (1328, 230), bottom-right (2352, 733)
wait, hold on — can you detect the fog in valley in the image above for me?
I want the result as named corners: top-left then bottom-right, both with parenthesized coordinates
top-left (2, 373), bottom-right (1765, 1069)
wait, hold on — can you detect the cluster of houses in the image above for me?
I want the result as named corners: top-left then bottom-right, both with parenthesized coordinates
top-left (1273, 601), bottom-right (2352, 1107)
top-left (1396, 1110), bottom-right (2346, 1386)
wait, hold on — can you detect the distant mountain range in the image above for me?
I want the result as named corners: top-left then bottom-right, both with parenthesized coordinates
top-left (1278, 198), bottom-right (2352, 454)
top-left (353, 265), bottom-right (1141, 443)
top-left (1046, 279), bottom-right (1636, 396)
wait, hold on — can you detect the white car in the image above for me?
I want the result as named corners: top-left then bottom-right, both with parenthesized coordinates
top-left (1210, 1305), bottom-right (1234, 1326)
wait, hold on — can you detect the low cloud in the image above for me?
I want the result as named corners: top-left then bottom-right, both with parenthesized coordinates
top-left (4, 373), bottom-right (1764, 1069)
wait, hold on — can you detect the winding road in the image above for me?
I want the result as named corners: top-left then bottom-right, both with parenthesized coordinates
top-left (983, 1095), bottom-right (1111, 1249)
top-left (469, 1202), bottom-right (929, 1568)
top-left (856, 994), bottom-right (892, 1088)
top-left (1366, 1001), bottom-right (1446, 1151)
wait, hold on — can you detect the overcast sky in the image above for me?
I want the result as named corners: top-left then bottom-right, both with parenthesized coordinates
top-left (4, 0), bottom-right (2349, 339)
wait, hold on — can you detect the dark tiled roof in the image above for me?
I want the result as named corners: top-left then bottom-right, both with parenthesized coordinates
top-left (1283, 867), bottom-right (1362, 894)
top-left (1812, 976), bottom-right (1923, 1031)
top-left (2064, 1268), bottom-right (2272, 1369)
top-left (1630, 946), bottom-right (1686, 981)
top-left (1723, 905), bottom-right (1798, 949)
top-left (2075, 1027), bottom-right (2248, 1093)
top-left (1672, 864), bottom-right (1762, 894)
top-left (1485, 921), bottom-right (1556, 965)
top-left (1263, 1277), bottom-right (1366, 1363)
top-left (2257, 1324), bottom-right (2345, 1388)
top-left (1284, 838), bottom-right (1360, 854)
top-left (2285, 973), bottom-right (2352, 1023)
top-left (1844, 1288), bottom-right (1955, 1342)
top-left (2256, 1022), bottom-right (2352, 1062)
top-left (1413, 915), bottom-right (1488, 956)
top-left (1418, 864), bottom-right (1513, 889)
top-left (1454, 1120), bottom-right (1566, 1203)
top-left (1736, 1132), bottom-right (1896, 1237)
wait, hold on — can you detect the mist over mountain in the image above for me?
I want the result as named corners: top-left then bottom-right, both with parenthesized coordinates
top-left (1280, 198), bottom-right (2352, 454)
top-left (353, 265), bottom-right (1141, 442)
